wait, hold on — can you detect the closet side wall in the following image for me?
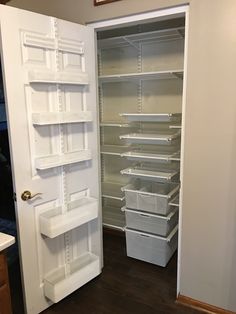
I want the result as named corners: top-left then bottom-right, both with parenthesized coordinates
top-left (180, 1), bottom-right (236, 311)
top-left (6, 0), bottom-right (236, 312)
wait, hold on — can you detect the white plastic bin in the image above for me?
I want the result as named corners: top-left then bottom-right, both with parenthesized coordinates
top-left (122, 181), bottom-right (179, 215)
top-left (39, 197), bottom-right (98, 238)
top-left (44, 252), bottom-right (100, 303)
top-left (125, 225), bottom-right (178, 267)
top-left (124, 208), bottom-right (178, 236)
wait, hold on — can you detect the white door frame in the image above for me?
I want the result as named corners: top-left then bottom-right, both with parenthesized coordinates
top-left (88, 4), bottom-right (190, 296)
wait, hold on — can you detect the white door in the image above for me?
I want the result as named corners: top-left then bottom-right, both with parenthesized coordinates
top-left (0, 5), bottom-right (102, 314)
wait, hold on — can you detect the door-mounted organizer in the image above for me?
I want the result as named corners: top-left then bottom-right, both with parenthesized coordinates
top-left (29, 68), bottom-right (93, 170)
top-left (28, 63), bottom-right (100, 302)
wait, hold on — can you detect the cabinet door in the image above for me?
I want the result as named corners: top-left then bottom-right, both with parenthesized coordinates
top-left (0, 5), bottom-right (102, 314)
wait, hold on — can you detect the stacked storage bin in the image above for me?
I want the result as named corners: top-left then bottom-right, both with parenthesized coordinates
top-left (120, 114), bottom-right (181, 267)
top-left (122, 180), bottom-right (179, 267)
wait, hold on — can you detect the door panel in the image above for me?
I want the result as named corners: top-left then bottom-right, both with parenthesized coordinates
top-left (0, 5), bottom-right (102, 314)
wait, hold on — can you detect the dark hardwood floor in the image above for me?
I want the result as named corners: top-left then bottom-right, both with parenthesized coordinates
top-left (9, 230), bottom-right (199, 314)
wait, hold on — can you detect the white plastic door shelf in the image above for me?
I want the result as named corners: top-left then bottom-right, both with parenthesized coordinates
top-left (32, 111), bottom-right (92, 125)
top-left (44, 252), bottom-right (100, 303)
top-left (28, 70), bottom-right (89, 85)
top-left (39, 197), bottom-right (98, 238)
top-left (35, 150), bottom-right (92, 170)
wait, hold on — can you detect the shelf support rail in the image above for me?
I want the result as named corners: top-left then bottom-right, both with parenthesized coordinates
top-left (123, 36), bottom-right (139, 49)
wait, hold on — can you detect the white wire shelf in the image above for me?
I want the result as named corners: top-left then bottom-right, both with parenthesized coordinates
top-left (100, 145), bottom-right (131, 156)
top-left (32, 111), bottom-right (92, 125)
top-left (120, 132), bottom-right (180, 145)
top-left (121, 150), bottom-right (181, 162)
top-left (39, 197), bottom-right (98, 238)
top-left (169, 194), bottom-right (179, 207)
top-left (100, 121), bottom-right (138, 128)
top-left (44, 252), bottom-right (100, 303)
top-left (102, 182), bottom-right (125, 201)
top-left (98, 26), bottom-right (185, 49)
top-left (121, 167), bottom-right (179, 182)
top-left (120, 113), bottom-right (181, 122)
top-left (35, 150), bottom-right (91, 170)
top-left (99, 70), bottom-right (183, 83)
top-left (169, 125), bottom-right (182, 129)
top-left (103, 206), bottom-right (126, 231)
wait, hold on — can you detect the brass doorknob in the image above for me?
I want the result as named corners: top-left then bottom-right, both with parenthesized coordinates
top-left (21, 191), bottom-right (42, 201)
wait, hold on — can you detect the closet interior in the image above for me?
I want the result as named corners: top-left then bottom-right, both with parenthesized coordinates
top-left (97, 16), bottom-right (185, 266)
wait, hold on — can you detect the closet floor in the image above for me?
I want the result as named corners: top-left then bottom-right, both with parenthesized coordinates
top-left (9, 230), bottom-right (199, 314)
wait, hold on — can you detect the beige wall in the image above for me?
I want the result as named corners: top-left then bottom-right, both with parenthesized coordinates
top-left (8, 0), bottom-right (185, 24)
top-left (7, 0), bottom-right (236, 312)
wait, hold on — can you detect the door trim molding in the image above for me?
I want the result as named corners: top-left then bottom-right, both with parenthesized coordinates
top-left (176, 295), bottom-right (236, 314)
top-left (87, 5), bottom-right (188, 30)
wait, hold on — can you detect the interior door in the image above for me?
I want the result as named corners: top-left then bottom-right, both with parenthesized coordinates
top-left (0, 5), bottom-right (102, 314)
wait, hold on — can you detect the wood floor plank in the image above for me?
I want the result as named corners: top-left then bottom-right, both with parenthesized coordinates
top-left (9, 231), bottom-right (200, 314)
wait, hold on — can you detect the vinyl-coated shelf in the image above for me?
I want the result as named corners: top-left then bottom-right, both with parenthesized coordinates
top-left (169, 125), bottom-right (182, 129)
top-left (120, 113), bottom-right (181, 122)
top-left (120, 132), bottom-right (180, 144)
top-left (121, 167), bottom-right (179, 182)
top-left (103, 206), bottom-right (125, 231)
top-left (102, 182), bottom-right (125, 201)
top-left (121, 150), bottom-right (181, 162)
top-left (169, 194), bottom-right (179, 207)
top-left (98, 26), bottom-right (185, 49)
top-left (99, 70), bottom-right (183, 83)
top-left (100, 121), bottom-right (136, 128)
top-left (101, 145), bottom-right (131, 156)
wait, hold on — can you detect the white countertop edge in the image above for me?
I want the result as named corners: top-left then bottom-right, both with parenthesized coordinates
top-left (0, 232), bottom-right (15, 252)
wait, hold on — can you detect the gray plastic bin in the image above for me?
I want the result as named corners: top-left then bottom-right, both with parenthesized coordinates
top-left (125, 225), bottom-right (178, 267)
top-left (122, 181), bottom-right (179, 215)
top-left (124, 208), bottom-right (178, 236)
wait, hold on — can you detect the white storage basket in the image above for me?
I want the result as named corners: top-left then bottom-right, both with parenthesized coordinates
top-left (122, 181), bottom-right (179, 215)
top-left (125, 225), bottom-right (178, 267)
top-left (124, 207), bottom-right (178, 236)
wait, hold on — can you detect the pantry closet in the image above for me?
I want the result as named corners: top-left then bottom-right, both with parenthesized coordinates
top-left (96, 15), bottom-right (185, 266)
top-left (0, 4), bottom-right (188, 313)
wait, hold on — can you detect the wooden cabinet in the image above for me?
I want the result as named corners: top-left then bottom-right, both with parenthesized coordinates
top-left (0, 251), bottom-right (12, 314)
